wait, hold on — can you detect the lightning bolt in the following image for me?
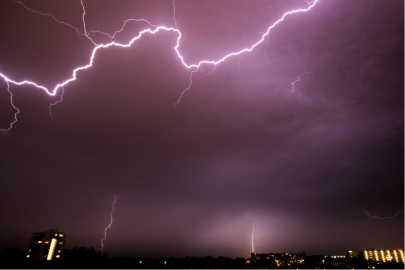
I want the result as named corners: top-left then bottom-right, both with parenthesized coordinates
top-left (49, 86), bottom-right (65, 120)
top-left (1, 0), bottom-right (320, 131)
top-left (173, 0), bottom-right (178, 30)
top-left (101, 196), bottom-right (117, 251)
top-left (11, 0), bottom-right (157, 45)
top-left (1, 80), bottom-right (19, 132)
top-left (290, 65), bottom-right (316, 92)
top-left (273, 64), bottom-right (316, 92)
top-left (364, 210), bottom-right (404, 220)
top-left (200, 63), bottom-right (217, 76)
top-left (252, 223), bottom-right (255, 254)
top-left (11, 0), bottom-right (88, 38)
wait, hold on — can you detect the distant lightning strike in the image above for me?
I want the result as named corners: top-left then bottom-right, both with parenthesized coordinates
top-left (1, 0), bottom-right (320, 131)
top-left (252, 223), bottom-right (255, 253)
top-left (364, 210), bottom-right (404, 220)
top-left (101, 196), bottom-right (117, 251)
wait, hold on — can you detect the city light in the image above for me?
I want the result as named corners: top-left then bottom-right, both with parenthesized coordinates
top-left (46, 238), bottom-right (57, 260)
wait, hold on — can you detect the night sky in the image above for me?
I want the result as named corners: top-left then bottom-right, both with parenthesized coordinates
top-left (0, 0), bottom-right (403, 259)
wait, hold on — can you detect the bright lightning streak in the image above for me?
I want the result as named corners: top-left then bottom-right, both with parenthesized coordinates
top-left (101, 196), bottom-right (117, 251)
top-left (49, 86), bottom-right (65, 120)
top-left (1, 0), bottom-right (320, 130)
top-left (251, 223), bottom-right (255, 254)
top-left (364, 210), bottom-right (404, 220)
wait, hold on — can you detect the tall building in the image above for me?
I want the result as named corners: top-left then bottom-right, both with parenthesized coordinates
top-left (26, 229), bottom-right (66, 260)
top-left (360, 248), bottom-right (404, 264)
top-left (347, 250), bottom-right (357, 260)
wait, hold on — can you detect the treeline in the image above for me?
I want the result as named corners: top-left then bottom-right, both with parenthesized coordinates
top-left (0, 247), bottom-right (248, 269)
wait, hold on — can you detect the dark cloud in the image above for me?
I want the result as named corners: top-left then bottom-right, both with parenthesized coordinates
top-left (0, 0), bottom-right (403, 258)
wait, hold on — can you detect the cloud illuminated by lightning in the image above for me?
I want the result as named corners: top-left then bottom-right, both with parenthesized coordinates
top-left (364, 210), bottom-right (404, 220)
top-left (101, 196), bottom-right (117, 251)
top-left (1, 0), bottom-right (320, 131)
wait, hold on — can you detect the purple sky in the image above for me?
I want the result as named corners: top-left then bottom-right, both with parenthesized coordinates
top-left (0, 0), bottom-right (403, 258)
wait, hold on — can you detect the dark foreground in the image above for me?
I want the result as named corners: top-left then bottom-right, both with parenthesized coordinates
top-left (1, 247), bottom-right (404, 269)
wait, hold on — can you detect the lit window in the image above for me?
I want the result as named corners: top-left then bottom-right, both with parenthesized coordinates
top-left (59, 234), bottom-right (63, 237)
top-left (139, 261), bottom-right (142, 264)
top-left (45, 241), bottom-right (49, 244)
top-left (56, 255), bottom-right (60, 258)
top-left (47, 238), bottom-right (57, 261)
top-left (59, 242), bottom-right (63, 245)
top-left (28, 250), bottom-right (31, 252)
top-left (27, 255), bottom-right (30, 258)
top-left (38, 241), bottom-right (42, 243)
top-left (57, 250), bottom-right (61, 253)
top-left (55, 234), bottom-right (58, 236)
top-left (164, 261), bottom-right (167, 265)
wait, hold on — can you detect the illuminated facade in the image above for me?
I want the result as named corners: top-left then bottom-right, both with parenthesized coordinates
top-left (26, 229), bottom-right (66, 260)
top-left (251, 252), bottom-right (305, 267)
top-left (361, 248), bottom-right (404, 263)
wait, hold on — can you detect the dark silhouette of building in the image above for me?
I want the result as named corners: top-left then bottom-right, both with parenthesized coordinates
top-left (250, 252), bottom-right (305, 267)
top-left (347, 250), bottom-right (358, 260)
top-left (26, 229), bottom-right (66, 260)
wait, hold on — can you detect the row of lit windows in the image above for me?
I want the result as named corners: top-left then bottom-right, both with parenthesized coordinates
top-left (28, 249), bottom-right (61, 253)
top-left (364, 250), bottom-right (404, 263)
top-left (35, 241), bottom-right (63, 244)
top-left (35, 233), bottom-right (63, 237)
top-left (26, 254), bottom-right (61, 258)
